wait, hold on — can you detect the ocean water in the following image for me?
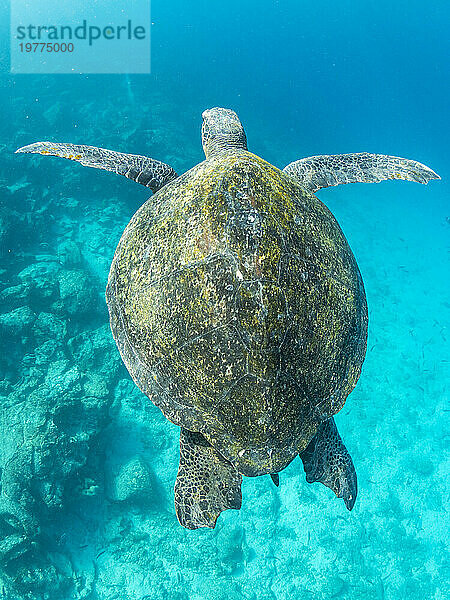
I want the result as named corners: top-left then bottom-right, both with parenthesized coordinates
top-left (0, 1), bottom-right (449, 599)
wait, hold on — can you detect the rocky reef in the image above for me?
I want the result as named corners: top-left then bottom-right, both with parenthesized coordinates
top-left (0, 79), bottom-right (191, 599)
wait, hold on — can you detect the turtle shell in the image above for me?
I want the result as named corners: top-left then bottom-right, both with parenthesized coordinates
top-left (106, 150), bottom-right (368, 477)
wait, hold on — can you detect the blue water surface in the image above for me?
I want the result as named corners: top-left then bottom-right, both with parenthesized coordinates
top-left (0, 1), bottom-right (448, 599)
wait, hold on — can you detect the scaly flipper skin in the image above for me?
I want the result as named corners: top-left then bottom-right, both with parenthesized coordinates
top-left (174, 429), bottom-right (242, 529)
top-left (300, 418), bottom-right (357, 510)
top-left (284, 152), bottom-right (440, 193)
top-left (15, 142), bottom-right (178, 193)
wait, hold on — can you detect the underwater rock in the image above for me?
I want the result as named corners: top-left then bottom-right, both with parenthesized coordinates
top-left (83, 372), bottom-right (109, 398)
top-left (0, 306), bottom-right (36, 337)
top-left (67, 324), bottom-right (122, 385)
top-left (0, 284), bottom-right (30, 311)
top-left (17, 261), bottom-right (60, 285)
top-left (32, 312), bottom-right (67, 344)
top-left (33, 339), bottom-right (65, 366)
top-left (0, 339), bottom-right (119, 587)
top-left (18, 261), bottom-right (60, 305)
top-left (0, 453), bottom-right (41, 578)
top-left (35, 253), bottom-right (59, 264)
top-left (2, 555), bottom-right (73, 600)
top-left (54, 268), bottom-right (97, 316)
top-left (44, 359), bottom-right (81, 394)
top-left (57, 240), bottom-right (82, 267)
top-left (0, 495), bottom-right (39, 568)
top-left (110, 455), bottom-right (154, 504)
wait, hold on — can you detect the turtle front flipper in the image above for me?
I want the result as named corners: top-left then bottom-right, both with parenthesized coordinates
top-left (174, 429), bottom-right (242, 530)
top-left (300, 418), bottom-right (357, 511)
top-left (15, 142), bottom-right (177, 193)
top-left (283, 152), bottom-right (440, 193)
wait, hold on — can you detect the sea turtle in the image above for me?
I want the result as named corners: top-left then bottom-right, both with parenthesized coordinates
top-left (16, 108), bottom-right (439, 529)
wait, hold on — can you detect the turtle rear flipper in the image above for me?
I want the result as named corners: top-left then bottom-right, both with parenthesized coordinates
top-left (174, 429), bottom-right (242, 529)
top-left (270, 473), bottom-right (280, 487)
top-left (300, 417), bottom-right (357, 511)
top-left (15, 142), bottom-right (177, 193)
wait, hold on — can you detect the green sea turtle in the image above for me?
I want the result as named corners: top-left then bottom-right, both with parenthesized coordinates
top-left (16, 108), bottom-right (439, 529)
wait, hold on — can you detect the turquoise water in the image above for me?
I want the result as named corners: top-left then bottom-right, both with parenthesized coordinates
top-left (1, 1), bottom-right (449, 598)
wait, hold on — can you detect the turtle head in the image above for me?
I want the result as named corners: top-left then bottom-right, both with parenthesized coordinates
top-left (201, 107), bottom-right (247, 158)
